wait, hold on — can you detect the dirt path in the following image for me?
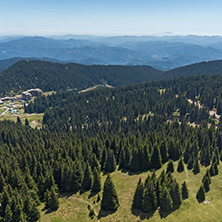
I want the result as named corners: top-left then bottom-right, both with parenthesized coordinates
top-left (0, 108), bottom-right (8, 117)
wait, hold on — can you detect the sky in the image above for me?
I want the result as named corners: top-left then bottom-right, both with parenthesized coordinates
top-left (1, 0), bottom-right (222, 36)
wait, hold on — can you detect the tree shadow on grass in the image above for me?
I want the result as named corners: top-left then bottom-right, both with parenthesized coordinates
top-left (131, 207), bottom-right (154, 220)
top-left (97, 209), bottom-right (117, 220)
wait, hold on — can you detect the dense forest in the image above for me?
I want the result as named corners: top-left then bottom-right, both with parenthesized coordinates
top-left (1, 71), bottom-right (222, 220)
top-left (0, 60), bottom-right (162, 96)
top-left (2, 59), bottom-right (222, 97)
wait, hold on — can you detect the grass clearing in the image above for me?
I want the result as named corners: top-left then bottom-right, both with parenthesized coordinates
top-left (40, 162), bottom-right (222, 222)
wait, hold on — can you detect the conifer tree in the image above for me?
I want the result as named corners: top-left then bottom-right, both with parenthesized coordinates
top-left (92, 168), bottom-right (101, 193)
top-left (187, 156), bottom-right (193, 170)
top-left (170, 181), bottom-right (182, 209)
top-left (151, 146), bottom-right (162, 169)
top-left (160, 187), bottom-right (173, 213)
top-left (193, 159), bottom-right (200, 174)
top-left (142, 187), bottom-right (153, 213)
top-left (202, 177), bottom-right (210, 192)
top-left (4, 204), bottom-right (13, 222)
top-left (104, 149), bottom-right (117, 173)
top-left (213, 162), bottom-right (219, 175)
top-left (132, 178), bottom-right (144, 209)
top-left (181, 181), bottom-right (189, 199)
top-left (81, 163), bottom-right (93, 191)
top-left (166, 160), bottom-right (174, 174)
top-left (196, 185), bottom-right (205, 203)
top-left (101, 174), bottom-right (119, 211)
top-left (159, 140), bottom-right (168, 163)
top-left (142, 145), bottom-right (151, 171)
top-left (177, 157), bottom-right (184, 173)
top-left (50, 187), bottom-right (59, 211)
top-left (209, 162), bottom-right (215, 176)
top-left (25, 118), bottom-right (29, 126)
top-left (14, 204), bottom-right (25, 222)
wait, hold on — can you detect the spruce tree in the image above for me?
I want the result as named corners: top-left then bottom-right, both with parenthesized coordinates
top-left (196, 185), bottom-right (205, 203)
top-left (170, 181), bottom-right (182, 209)
top-left (48, 187), bottom-right (59, 211)
top-left (142, 187), bottom-right (153, 213)
top-left (104, 149), bottom-right (117, 173)
top-left (101, 174), bottom-right (119, 211)
top-left (81, 163), bottom-right (93, 191)
top-left (187, 156), bottom-right (193, 170)
top-left (193, 159), bottom-right (200, 175)
top-left (4, 204), bottom-right (13, 222)
top-left (181, 181), bottom-right (189, 199)
top-left (202, 177), bottom-right (210, 193)
top-left (177, 157), bottom-right (184, 173)
top-left (160, 187), bottom-right (173, 213)
top-left (151, 146), bottom-right (162, 169)
top-left (209, 162), bottom-right (215, 176)
top-left (132, 178), bottom-right (144, 209)
top-left (92, 168), bottom-right (101, 193)
top-left (166, 160), bottom-right (174, 174)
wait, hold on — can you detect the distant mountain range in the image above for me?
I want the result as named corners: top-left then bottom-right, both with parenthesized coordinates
top-left (1, 35), bottom-right (222, 70)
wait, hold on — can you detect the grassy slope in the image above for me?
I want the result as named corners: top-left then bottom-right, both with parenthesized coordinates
top-left (40, 161), bottom-right (222, 222)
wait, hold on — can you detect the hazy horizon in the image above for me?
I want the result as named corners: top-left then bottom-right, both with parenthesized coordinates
top-left (1, 0), bottom-right (222, 37)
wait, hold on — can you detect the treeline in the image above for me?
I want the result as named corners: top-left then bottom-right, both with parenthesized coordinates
top-left (2, 59), bottom-right (222, 97)
top-left (0, 60), bottom-right (162, 96)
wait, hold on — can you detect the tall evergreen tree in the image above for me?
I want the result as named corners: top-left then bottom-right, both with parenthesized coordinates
top-left (4, 204), bottom-right (13, 222)
top-left (101, 174), bottom-right (119, 211)
top-left (104, 149), bottom-right (117, 173)
top-left (202, 177), bottom-right (210, 193)
top-left (196, 185), bottom-right (205, 203)
top-left (181, 181), bottom-right (189, 200)
top-left (81, 163), bottom-right (93, 191)
top-left (92, 168), bottom-right (101, 193)
top-left (193, 159), bottom-right (200, 175)
top-left (177, 157), bottom-right (184, 173)
top-left (48, 187), bottom-right (59, 211)
top-left (160, 187), bottom-right (173, 213)
top-left (151, 146), bottom-right (162, 169)
top-left (166, 160), bottom-right (174, 174)
top-left (170, 181), bottom-right (182, 209)
top-left (132, 178), bottom-right (144, 209)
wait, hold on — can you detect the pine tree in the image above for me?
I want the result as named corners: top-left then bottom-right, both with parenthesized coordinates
top-left (170, 181), bottom-right (182, 209)
top-left (166, 160), bottom-right (174, 174)
top-left (202, 177), bottom-right (210, 193)
top-left (213, 162), bottom-right (219, 175)
top-left (48, 187), bottom-right (59, 211)
top-left (160, 140), bottom-right (168, 163)
top-left (104, 149), bottom-right (117, 173)
top-left (209, 162), bottom-right (215, 176)
top-left (14, 204), bottom-right (25, 222)
top-left (101, 174), bottom-right (119, 211)
top-left (4, 204), bottom-right (13, 222)
top-left (25, 118), bottom-right (29, 126)
top-left (193, 159), bottom-right (200, 175)
top-left (81, 163), bottom-right (93, 191)
top-left (196, 185), bottom-right (205, 203)
top-left (142, 187), bottom-right (153, 213)
top-left (151, 146), bottom-right (162, 170)
top-left (181, 181), bottom-right (189, 199)
top-left (92, 168), bottom-right (101, 193)
top-left (177, 157), bottom-right (184, 173)
top-left (187, 156), bottom-right (193, 170)
top-left (160, 187), bottom-right (173, 213)
top-left (132, 178), bottom-right (144, 209)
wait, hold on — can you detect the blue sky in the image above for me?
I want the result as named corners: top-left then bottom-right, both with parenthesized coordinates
top-left (1, 0), bottom-right (222, 36)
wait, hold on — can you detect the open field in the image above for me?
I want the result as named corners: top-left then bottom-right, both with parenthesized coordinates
top-left (40, 161), bottom-right (222, 222)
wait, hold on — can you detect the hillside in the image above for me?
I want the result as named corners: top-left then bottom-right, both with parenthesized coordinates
top-left (0, 73), bottom-right (222, 221)
top-left (0, 60), bottom-right (162, 96)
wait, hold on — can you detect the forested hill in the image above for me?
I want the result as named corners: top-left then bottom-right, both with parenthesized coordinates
top-left (2, 59), bottom-right (222, 97)
top-left (164, 60), bottom-right (222, 79)
top-left (0, 60), bottom-right (162, 96)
